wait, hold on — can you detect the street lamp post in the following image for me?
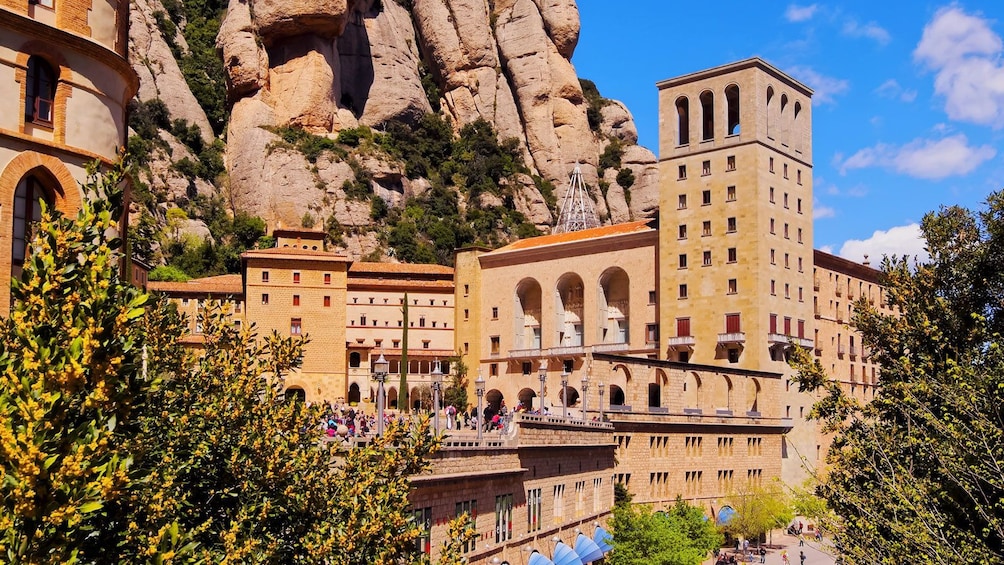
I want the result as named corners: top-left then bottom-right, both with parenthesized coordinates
top-left (598, 382), bottom-right (605, 422)
top-left (475, 372), bottom-right (486, 441)
top-left (560, 370), bottom-right (569, 420)
top-left (538, 361), bottom-right (547, 415)
top-left (431, 361), bottom-right (443, 434)
top-left (581, 374), bottom-right (590, 421)
top-left (373, 353), bottom-right (390, 436)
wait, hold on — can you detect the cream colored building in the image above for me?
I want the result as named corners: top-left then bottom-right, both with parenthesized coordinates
top-left (0, 0), bottom-right (137, 310)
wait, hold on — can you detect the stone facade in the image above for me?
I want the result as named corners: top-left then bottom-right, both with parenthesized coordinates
top-left (0, 0), bottom-right (137, 312)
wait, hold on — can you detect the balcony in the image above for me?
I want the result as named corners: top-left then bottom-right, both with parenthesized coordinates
top-left (507, 348), bottom-right (542, 359)
top-left (836, 312), bottom-right (844, 323)
top-left (548, 345), bottom-right (585, 357)
top-left (837, 344), bottom-right (846, 357)
top-left (848, 290), bottom-right (856, 300)
top-left (768, 334), bottom-right (814, 349)
top-left (593, 342), bottom-right (629, 354)
top-left (835, 287), bottom-right (843, 297)
top-left (668, 335), bottom-right (696, 350)
top-left (849, 345), bottom-right (858, 359)
top-left (717, 332), bottom-right (746, 346)
top-left (813, 278), bottom-right (820, 291)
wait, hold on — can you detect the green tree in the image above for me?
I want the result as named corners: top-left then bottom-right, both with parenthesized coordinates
top-left (608, 498), bottom-right (722, 565)
top-left (725, 480), bottom-right (793, 544)
top-left (442, 354), bottom-right (469, 412)
top-left (789, 192), bottom-right (1004, 563)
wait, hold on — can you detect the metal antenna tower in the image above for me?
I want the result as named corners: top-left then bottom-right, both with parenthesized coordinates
top-left (553, 164), bottom-right (600, 233)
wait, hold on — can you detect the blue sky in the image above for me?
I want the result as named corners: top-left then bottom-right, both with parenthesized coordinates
top-left (572, 2), bottom-right (1004, 263)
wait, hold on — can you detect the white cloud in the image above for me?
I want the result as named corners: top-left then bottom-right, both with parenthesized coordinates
top-left (786, 66), bottom-right (850, 105)
top-left (785, 4), bottom-right (818, 22)
top-left (914, 6), bottom-right (1004, 128)
top-left (875, 79), bottom-right (918, 102)
top-left (813, 204), bottom-right (836, 219)
top-left (838, 223), bottom-right (929, 263)
top-left (842, 19), bottom-right (891, 45)
top-left (838, 134), bottom-right (996, 179)
top-left (818, 245), bottom-right (834, 254)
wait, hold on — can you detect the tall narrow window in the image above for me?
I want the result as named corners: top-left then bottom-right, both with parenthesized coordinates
top-left (676, 317), bottom-right (691, 337)
top-left (25, 56), bottom-right (56, 125)
top-left (725, 313), bottom-right (741, 333)
top-left (11, 175), bottom-right (52, 274)
top-left (700, 90), bottom-right (715, 141)
top-left (676, 96), bottom-right (690, 145)
top-left (725, 84), bottom-right (740, 135)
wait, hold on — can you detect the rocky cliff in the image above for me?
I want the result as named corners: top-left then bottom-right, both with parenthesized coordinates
top-left (128, 0), bottom-right (658, 266)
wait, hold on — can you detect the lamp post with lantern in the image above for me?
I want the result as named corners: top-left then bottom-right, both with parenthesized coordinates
top-left (431, 360), bottom-right (443, 434)
top-left (537, 361), bottom-right (547, 415)
top-left (560, 370), bottom-right (569, 420)
top-left (372, 353), bottom-right (390, 437)
top-left (475, 372), bottom-right (486, 441)
top-left (581, 374), bottom-right (590, 421)
top-left (598, 382), bottom-right (605, 422)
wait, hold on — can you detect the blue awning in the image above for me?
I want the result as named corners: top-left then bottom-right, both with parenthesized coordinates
top-left (574, 533), bottom-right (605, 562)
top-left (717, 506), bottom-right (736, 526)
top-left (552, 541), bottom-right (584, 565)
top-left (528, 551), bottom-right (556, 565)
top-left (593, 525), bottom-right (613, 553)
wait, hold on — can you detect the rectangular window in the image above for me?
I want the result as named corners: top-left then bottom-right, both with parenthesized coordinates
top-left (799, 287), bottom-right (804, 302)
top-left (527, 488), bottom-right (542, 532)
top-left (725, 313), bottom-right (741, 333)
top-left (726, 155), bottom-right (736, 171)
top-left (677, 317), bottom-right (691, 337)
top-left (261, 271), bottom-right (269, 283)
top-left (648, 290), bottom-right (657, 304)
top-left (491, 306), bottom-right (499, 319)
top-left (784, 163), bottom-right (789, 179)
top-left (413, 507), bottom-right (432, 555)
top-left (678, 165), bottom-right (687, 180)
top-left (679, 284), bottom-right (688, 299)
top-left (728, 279), bottom-right (737, 294)
top-left (702, 189), bottom-right (711, 205)
top-left (490, 363), bottom-right (498, 376)
top-left (678, 224), bottom-right (687, 239)
top-left (678, 194), bottom-right (687, 209)
top-left (798, 257), bottom-right (804, 272)
top-left (727, 247), bottom-right (737, 263)
top-left (769, 187), bottom-right (775, 203)
top-left (323, 296), bottom-right (331, 307)
top-left (727, 217), bottom-right (737, 232)
top-left (490, 336), bottom-right (500, 355)
top-left (702, 221), bottom-right (712, 236)
top-left (702, 160), bottom-right (711, 176)
top-left (678, 253), bottom-right (688, 269)
top-left (798, 227), bottom-right (803, 243)
top-left (785, 253), bottom-right (790, 269)
top-left (770, 313), bottom-right (778, 334)
top-left (769, 157), bottom-right (775, 173)
top-left (770, 218), bottom-right (775, 234)
top-left (291, 318), bottom-right (302, 335)
top-left (464, 308), bottom-right (469, 320)
top-left (703, 250), bottom-right (712, 266)
top-left (784, 223), bottom-right (790, 239)
top-left (324, 273), bottom-right (331, 285)
top-left (553, 484), bottom-right (565, 519)
top-left (798, 319), bottom-right (806, 338)
top-left (646, 324), bottom-right (659, 343)
top-left (726, 185), bottom-right (736, 201)
top-left (770, 249), bottom-right (776, 264)
top-left (464, 284), bottom-right (469, 296)
top-left (456, 500), bottom-right (477, 552)
top-left (797, 169), bottom-right (802, 184)
top-left (593, 478), bottom-right (602, 512)
top-left (784, 193), bottom-right (789, 208)
top-left (261, 293), bottom-right (269, 305)
top-left (293, 272), bottom-right (301, 284)
top-left (495, 494), bottom-right (513, 543)
top-left (797, 198), bottom-right (803, 214)
top-left (292, 295), bottom-right (300, 306)
top-left (770, 280), bottom-right (776, 295)
top-left (785, 283), bottom-right (791, 299)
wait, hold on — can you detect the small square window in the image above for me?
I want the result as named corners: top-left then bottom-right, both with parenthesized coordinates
top-left (293, 272), bottom-right (301, 284)
top-left (728, 247), bottom-right (737, 263)
top-left (261, 271), bottom-right (269, 283)
top-left (678, 165), bottom-right (687, 180)
top-left (679, 253), bottom-right (688, 269)
top-left (728, 279), bottom-right (737, 294)
top-left (679, 284), bottom-right (688, 299)
top-left (323, 296), bottom-right (331, 307)
top-left (678, 194), bottom-right (687, 209)
top-left (702, 160), bottom-right (711, 176)
top-left (648, 290), bottom-right (657, 304)
top-left (261, 293), bottom-right (269, 305)
top-left (726, 155), bottom-right (736, 171)
top-left (727, 217), bottom-right (737, 233)
top-left (423, 340), bottom-right (431, 349)
top-left (678, 224), bottom-right (687, 239)
top-left (702, 189), bottom-right (711, 205)
top-left (726, 185), bottom-right (736, 201)
top-left (703, 251), bottom-right (712, 266)
top-left (393, 339), bottom-right (401, 348)
top-left (292, 294), bottom-right (300, 306)
top-left (702, 221), bottom-right (712, 236)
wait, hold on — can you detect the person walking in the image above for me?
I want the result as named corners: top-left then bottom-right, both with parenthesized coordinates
top-left (798, 533), bottom-right (805, 547)
top-left (758, 546), bottom-right (766, 564)
top-left (799, 550), bottom-right (805, 565)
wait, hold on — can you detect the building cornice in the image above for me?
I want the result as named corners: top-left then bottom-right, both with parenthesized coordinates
top-left (656, 57), bottom-right (813, 97)
top-left (813, 249), bottom-right (882, 284)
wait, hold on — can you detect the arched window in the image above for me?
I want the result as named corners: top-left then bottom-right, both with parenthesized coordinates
top-left (676, 96), bottom-right (690, 145)
top-left (285, 387), bottom-right (306, 403)
top-left (766, 86), bottom-right (775, 139)
top-left (648, 383), bottom-right (661, 408)
top-left (349, 351), bottom-right (361, 368)
top-left (347, 382), bottom-right (361, 404)
top-left (780, 94), bottom-right (790, 146)
top-left (12, 175), bottom-right (53, 278)
top-left (25, 56), bottom-right (56, 126)
top-left (725, 84), bottom-right (740, 135)
top-left (700, 90), bottom-right (714, 141)
top-left (793, 101), bottom-right (803, 152)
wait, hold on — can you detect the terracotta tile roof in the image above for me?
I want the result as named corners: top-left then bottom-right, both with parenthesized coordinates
top-left (348, 277), bottom-right (454, 290)
top-left (149, 274), bottom-right (244, 295)
top-left (349, 262), bottom-right (454, 276)
top-left (492, 220), bottom-right (655, 253)
top-left (242, 247), bottom-right (349, 261)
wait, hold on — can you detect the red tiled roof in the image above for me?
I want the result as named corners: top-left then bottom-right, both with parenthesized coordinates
top-left (149, 274), bottom-right (243, 295)
top-left (349, 262), bottom-right (454, 276)
top-left (492, 220), bottom-right (654, 253)
top-left (348, 277), bottom-right (454, 290)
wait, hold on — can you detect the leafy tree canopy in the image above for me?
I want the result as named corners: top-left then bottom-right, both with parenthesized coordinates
top-left (608, 498), bottom-right (722, 565)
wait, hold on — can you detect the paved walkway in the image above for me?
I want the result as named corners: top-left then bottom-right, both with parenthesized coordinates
top-left (703, 531), bottom-right (839, 565)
